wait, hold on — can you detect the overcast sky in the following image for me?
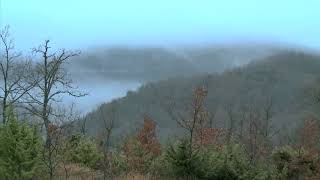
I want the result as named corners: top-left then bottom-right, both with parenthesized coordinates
top-left (1, 0), bottom-right (319, 51)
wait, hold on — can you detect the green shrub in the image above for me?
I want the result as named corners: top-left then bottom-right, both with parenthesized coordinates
top-left (194, 144), bottom-right (257, 180)
top-left (272, 146), bottom-right (319, 179)
top-left (0, 108), bottom-right (43, 179)
top-left (110, 152), bottom-right (128, 175)
top-left (165, 139), bottom-right (200, 178)
top-left (122, 137), bottom-right (152, 173)
top-left (166, 141), bottom-right (258, 179)
top-left (148, 153), bottom-right (173, 177)
top-left (67, 134), bottom-right (101, 168)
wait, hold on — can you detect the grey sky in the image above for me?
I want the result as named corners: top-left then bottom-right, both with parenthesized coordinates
top-left (1, 0), bottom-right (320, 51)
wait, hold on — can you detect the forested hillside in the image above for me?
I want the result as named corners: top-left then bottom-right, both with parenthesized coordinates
top-left (2, 28), bottom-right (320, 178)
top-left (68, 44), bottom-right (282, 81)
top-left (81, 50), bottom-right (320, 142)
top-left (4, 0), bottom-right (320, 178)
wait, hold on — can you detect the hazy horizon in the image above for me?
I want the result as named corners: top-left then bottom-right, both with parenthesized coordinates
top-left (1, 0), bottom-right (320, 51)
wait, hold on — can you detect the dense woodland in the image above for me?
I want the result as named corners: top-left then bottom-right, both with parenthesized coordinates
top-left (83, 51), bottom-right (320, 142)
top-left (69, 44), bottom-right (281, 81)
top-left (2, 25), bottom-right (320, 180)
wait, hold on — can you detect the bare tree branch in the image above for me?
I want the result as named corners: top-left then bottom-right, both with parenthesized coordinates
top-left (0, 26), bottom-right (37, 123)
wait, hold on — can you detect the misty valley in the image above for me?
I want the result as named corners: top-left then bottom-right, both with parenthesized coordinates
top-left (1, 1), bottom-right (320, 179)
top-left (64, 79), bottom-right (141, 113)
top-left (1, 32), bottom-right (320, 179)
top-left (65, 45), bottom-right (275, 113)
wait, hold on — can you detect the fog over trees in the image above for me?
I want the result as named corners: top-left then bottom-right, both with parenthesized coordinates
top-left (1, 12), bottom-right (320, 179)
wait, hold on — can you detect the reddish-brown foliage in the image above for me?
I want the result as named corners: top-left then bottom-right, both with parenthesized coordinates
top-left (192, 86), bottom-right (207, 111)
top-left (296, 115), bottom-right (320, 179)
top-left (194, 128), bottom-right (225, 147)
top-left (48, 123), bottom-right (59, 135)
top-left (137, 116), bottom-right (161, 156)
top-left (123, 116), bottom-right (161, 172)
top-left (123, 138), bottom-right (145, 171)
top-left (300, 115), bottom-right (319, 151)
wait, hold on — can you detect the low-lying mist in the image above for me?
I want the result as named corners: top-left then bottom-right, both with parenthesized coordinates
top-left (64, 42), bottom-right (304, 113)
top-left (64, 79), bottom-right (141, 113)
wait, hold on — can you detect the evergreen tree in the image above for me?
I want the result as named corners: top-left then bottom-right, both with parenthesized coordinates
top-left (67, 134), bottom-right (101, 168)
top-left (0, 107), bottom-right (43, 179)
top-left (165, 139), bottom-right (200, 178)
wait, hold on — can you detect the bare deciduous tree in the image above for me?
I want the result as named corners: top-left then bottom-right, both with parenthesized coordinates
top-left (165, 86), bottom-right (208, 157)
top-left (0, 26), bottom-right (35, 123)
top-left (25, 40), bottom-right (86, 179)
top-left (26, 40), bottom-right (85, 140)
top-left (96, 102), bottom-right (116, 180)
top-left (224, 102), bottom-right (237, 144)
top-left (261, 95), bottom-right (274, 138)
top-left (38, 103), bottom-right (82, 179)
top-left (79, 116), bottom-right (87, 135)
top-left (238, 104), bottom-right (249, 140)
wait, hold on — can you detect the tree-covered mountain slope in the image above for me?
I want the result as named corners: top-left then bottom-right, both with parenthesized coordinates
top-left (80, 50), bottom-right (320, 142)
top-left (68, 44), bottom-right (283, 82)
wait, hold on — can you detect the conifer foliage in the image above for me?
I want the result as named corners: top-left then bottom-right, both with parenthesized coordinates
top-left (0, 107), bottom-right (42, 179)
